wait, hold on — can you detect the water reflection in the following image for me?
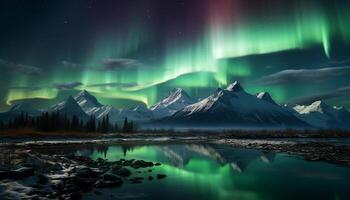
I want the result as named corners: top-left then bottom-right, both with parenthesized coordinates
top-left (74, 144), bottom-right (350, 200)
top-left (76, 144), bottom-right (275, 172)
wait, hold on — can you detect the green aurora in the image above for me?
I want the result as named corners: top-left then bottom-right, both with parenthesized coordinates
top-left (1, 0), bottom-right (350, 110)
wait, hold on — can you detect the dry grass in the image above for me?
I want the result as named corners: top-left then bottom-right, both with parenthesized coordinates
top-left (0, 128), bottom-right (104, 138)
top-left (0, 128), bottom-right (349, 139)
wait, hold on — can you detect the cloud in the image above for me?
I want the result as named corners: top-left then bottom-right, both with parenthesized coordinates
top-left (61, 58), bottom-right (152, 71)
top-left (86, 82), bottom-right (138, 88)
top-left (291, 86), bottom-right (350, 104)
top-left (99, 58), bottom-right (147, 71)
top-left (256, 66), bottom-right (350, 86)
top-left (62, 60), bottom-right (85, 69)
top-left (53, 82), bottom-right (83, 90)
top-left (0, 59), bottom-right (42, 75)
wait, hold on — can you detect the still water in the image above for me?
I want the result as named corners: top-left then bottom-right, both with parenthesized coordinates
top-left (75, 143), bottom-right (350, 200)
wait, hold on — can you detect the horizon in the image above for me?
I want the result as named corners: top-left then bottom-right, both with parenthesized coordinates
top-left (1, 81), bottom-right (346, 112)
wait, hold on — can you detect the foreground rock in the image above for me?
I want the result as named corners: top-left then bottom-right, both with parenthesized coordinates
top-left (0, 151), bottom-right (166, 199)
top-left (0, 167), bottom-right (34, 180)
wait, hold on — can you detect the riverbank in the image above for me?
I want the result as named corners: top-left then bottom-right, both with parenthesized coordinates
top-left (0, 148), bottom-right (166, 199)
top-left (217, 139), bottom-right (350, 167)
top-left (1, 128), bottom-right (350, 139)
top-left (1, 138), bottom-right (350, 199)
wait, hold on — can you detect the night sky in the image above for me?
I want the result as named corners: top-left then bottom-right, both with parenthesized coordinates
top-left (1, 0), bottom-right (350, 111)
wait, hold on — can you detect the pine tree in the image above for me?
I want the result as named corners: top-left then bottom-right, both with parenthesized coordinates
top-left (129, 121), bottom-right (134, 133)
top-left (106, 115), bottom-right (110, 132)
top-left (0, 120), bottom-right (4, 130)
top-left (123, 117), bottom-right (128, 133)
top-left (114, 122), bottom-right (119, 132)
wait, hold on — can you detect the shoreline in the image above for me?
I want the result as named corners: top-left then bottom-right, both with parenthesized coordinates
top-left (0, 135), bottom-right (349, 168)
top-left (1, 137), bottom-right (350, 199)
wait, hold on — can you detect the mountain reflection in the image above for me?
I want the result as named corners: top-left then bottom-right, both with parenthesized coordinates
top-left (80, 143), bottom-right (276, 173)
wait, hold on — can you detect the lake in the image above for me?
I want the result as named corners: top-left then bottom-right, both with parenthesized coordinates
top-left (70, 143), bottom-right (350, 200)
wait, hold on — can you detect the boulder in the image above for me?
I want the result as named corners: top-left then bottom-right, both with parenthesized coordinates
top-left (112, 167), bottom-right (131, 177)
top-left (130, 160), bottom-right (154, 169)
top-left (103, 174), bottom-right (121, 182)
top-left (157, 174), bottom-right (166, 179)
top-left (95, 180), bottom-right (123, 188)
top-left (130, 177), bottom-right (144, 184)
top-left (37, 174), bottom-right (49, 184)
top-left (75, 167), bottom-right (100, 178)
top-left (0, 167), bottom-right (35, 180)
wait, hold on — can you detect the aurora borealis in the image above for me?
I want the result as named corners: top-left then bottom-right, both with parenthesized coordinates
top-left (1, 0), bottom-right (350, 110)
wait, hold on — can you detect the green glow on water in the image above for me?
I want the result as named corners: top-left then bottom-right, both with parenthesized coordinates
top-left (82, 144), bottom-right (350, 200)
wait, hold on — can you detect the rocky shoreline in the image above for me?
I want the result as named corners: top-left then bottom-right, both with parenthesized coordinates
top-left (218, 139), bottom-right (350, 167)
top-left (0, 150), bottom-right (166, 199)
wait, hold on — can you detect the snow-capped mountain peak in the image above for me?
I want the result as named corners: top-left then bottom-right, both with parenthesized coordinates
top-left (150, 88), bottom-right (195, 119)
top-left (166, 88), bottom-right (192, 104)
top-left (49, 96), bottom-right (88, 120)
top-left (294, 100), bottom-right (328, 114)
top-left (256, 92), bottom-right (277, 105)
top-left (74, 90), bottom-right (102, 114)
top-left (226, 81), bottom-right (244, 92)
top-left (166, 81), bottom-right (308, 128)
top-left (132, 105), bottom-right (149, 112)
top-left (51, 96), bottom-right (78, 111)
top-left (291, 100), bottom-right (350, 129)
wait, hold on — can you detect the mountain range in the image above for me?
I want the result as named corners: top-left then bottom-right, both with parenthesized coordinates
top-left (1, 81), bottom-right (350, 130)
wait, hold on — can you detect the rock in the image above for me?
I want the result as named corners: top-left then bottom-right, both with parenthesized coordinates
top-left (67, 192), bottom-right (82, 200)
top-left (94, 190), bottom-right (102, 195)
top-left (130, 177), bottom-right (144, 184)
top-left (103, 174), bottom-right (121, 182)
top-left (122, 159), bottom-right (135, 166)
top-left (15, 167), bottom-right (35, 177)
top-left (37, 173), bottom-right (49, 184)
top-left (130, 160), bottom-right (154, 169)
top-left (75, 167), bottom-right (99, 178)
top-left (95, 180), bottom-right (123, 188)
top-left (110, 164), bottom-right (122, 173)
top-left (0, 167), bottom-right (35, 180)
top-left (0, 165), bottom-right (8, 171)
top-left (25, 155), bottom-right (62, 172)
top-left (0, 170), bottom-right (11, 180)
top-left (157, 174), bottom-right (166, 179)
top-left (112, 167), bottom-right (131, 177)
top-left (52, 163), bottom-right (63, 171)
top-left (96, 158), bottom-right (108, 166)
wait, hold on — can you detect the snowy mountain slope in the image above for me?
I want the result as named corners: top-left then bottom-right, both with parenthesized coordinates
top-left (292, 101), bottom-right (350, 129)
top-left (256, 92), bottom-right (277, 105)
top-left (74, 90), bottom-right (103, 115)
top-left (49, 96), bottom-right (89, 121)
top-left (164, 81), bottom-right (308, 128)
top-left (150, 88), bottom-right (195, 119)
top-left (0, 102), bottom-right (41, 122)
top-left (72, 90), bottom-right (153, 123)
top-left (95, 105), bottom-right (153, 123)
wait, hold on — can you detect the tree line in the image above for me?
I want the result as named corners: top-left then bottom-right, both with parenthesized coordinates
top-left (0, 112), bottom-right (135, 133)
